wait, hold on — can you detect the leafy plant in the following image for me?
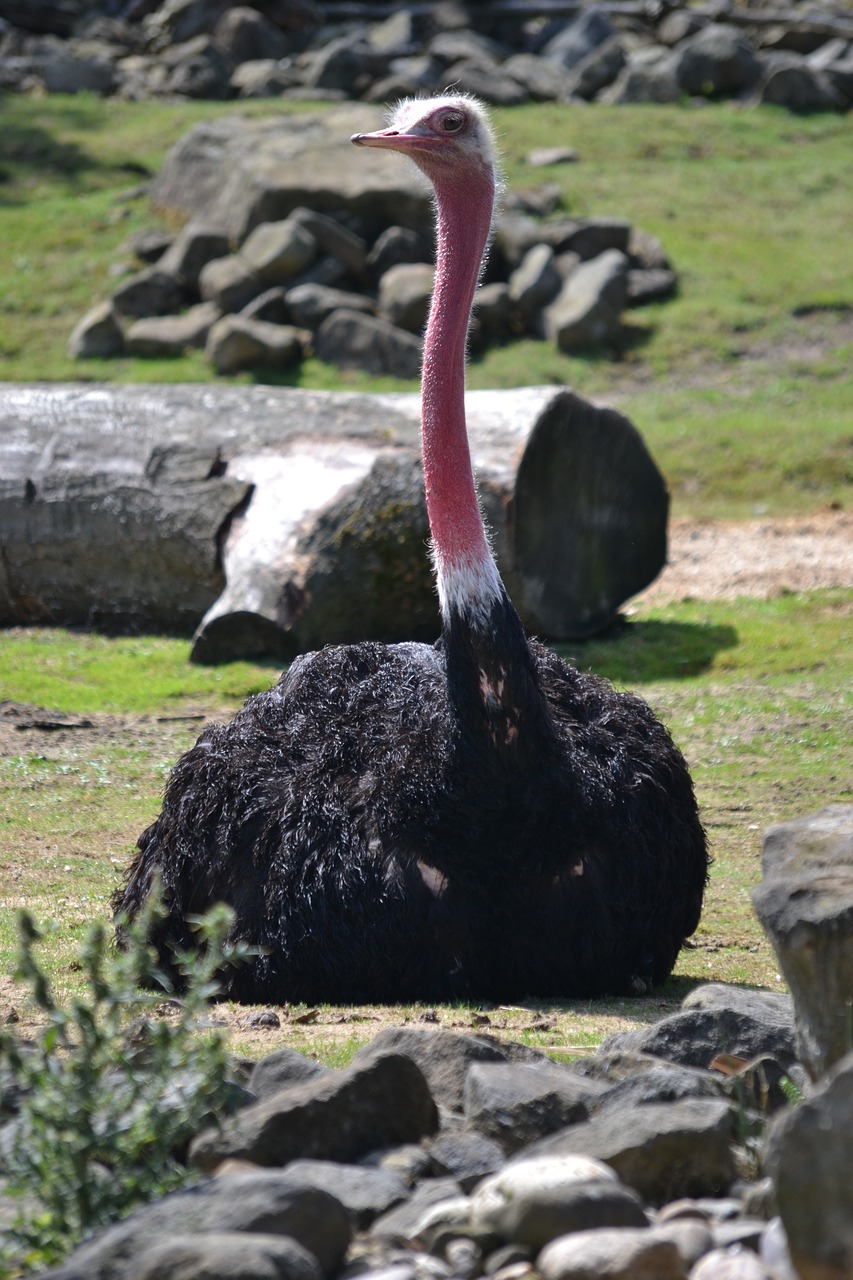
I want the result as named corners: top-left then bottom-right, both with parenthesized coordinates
top-left (0, 895), bottom-right (251, 1274)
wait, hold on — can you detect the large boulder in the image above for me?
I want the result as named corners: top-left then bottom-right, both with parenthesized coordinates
top-left (752, 805), bottom-right (853, 1079)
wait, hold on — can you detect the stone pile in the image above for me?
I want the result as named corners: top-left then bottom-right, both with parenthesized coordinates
top-left (2, 806), bottom-right (852, 1280)
top-left (67, 104), bottom-right (677, 377)
top-left (1, 0), bottom-right (852, 114)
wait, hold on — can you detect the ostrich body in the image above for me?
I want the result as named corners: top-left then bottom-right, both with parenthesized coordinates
top-left (115, 97), bottom-right (708, 1002)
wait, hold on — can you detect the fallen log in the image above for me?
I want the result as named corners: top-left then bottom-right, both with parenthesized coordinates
top-left (0, 383), bottom-right (668, 659)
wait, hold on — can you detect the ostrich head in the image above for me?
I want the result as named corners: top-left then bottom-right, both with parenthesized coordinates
top-left (351, 95), bottom-right (497, 187)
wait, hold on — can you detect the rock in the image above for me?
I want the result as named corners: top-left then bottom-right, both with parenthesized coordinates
top-left (241, 286), bottom-right (290, 325)
top-left (314, 309), bottom-right (422, 378)
top-left (206, 316), bottom-right (303, 375)
top-left (154, 223), bottom-right (231, 291)
top-left (302, 36), bottom-right (377, 96)
top-left (503, 53), bottom-right (566, 101)
top-left (286, 283), bottom-right (374, 330)
top-left (44, 1172), bottom-right (351, 1279)
top-left (189, 1051), bottom-right (438, 1172)
top-left (129, 1231), bottom-right (323, 1280)
top-left (541, 9), bottom-right (618, 72)
top-left (471, 1159), bottom-right (648, 1249)
top-left (507, 245), bottom-right (561, 331)
top-left (213, 6), bottom-right (291, 65)
top-left (752, 805), bottom-right (853, 1079)
top-left (367, 226), bottom-right (430, 276)
top-left (427, 1131), bottom-right (505, 1192)
top-left (124, 302), bottom-right (220, 356)
top-left (603, 984), bottom-right (797, 1072)
top-left (111, 268), bottom-right (186, 319)
top-left (161, 34), bottom-right (235, 100)
top-left (442, 61), bottom-right (528, 106)
top-left (603, 51), bottom-right (680, 104)
top-left (231, 58), bottom-right (300, 98)
top-left (522, 1099), bottom-right (736, 1205)
top-left (547, 219), bottom-right (632, 261)
top-left (674, 24), bottom-right (762, 97)
top-left (538, 1226), bottom-right (685, 1280)
top-left (67, 300), bottom-right (124, 359)
top-left (689, 1248), bottom-right (774, 1278)
top-left (765, 1050), bottom-right (853, 1278)
top-left (471, 282), bottom-right (514, 341)
top-left (378, 263), bottom-right (435, 332)
top-left (369, 1177), bottom-right (464, 1239)
top-left (249, 1048), bottom-right (330, 1101)
top-left (493, 214), bottom-right (546, 271)
top-left (240, 218), bottom-right (318, 286)
top-left (353, 1028), bottom-right (543, 1113)
top-left (149, 108), bottom-right (432, 243)
top-left (290, 207), bottom-right (368, 280)
top-left (526, 147), bottom-right (578, 168)
top-left (628, 267), bottom-right (678, 306)
top-left (657, 11), bottom-right (708, 46)
top-left (268, 1160), bottom-right (408, 1229)
top-left (562, 35), bottom-right (626, 100)
top-left (463, 1061), bottom-right (604, 1153)
top-left (38, 52), bottom-right (117, 94)
top-left (589, 1061), bottom-right (727, 1117)
top-left (199, 255), bottom-right (263, 312)
top-left (544, 249), bottom-right (629, 349)
top-left (756, 55), bottom-right (844, 111)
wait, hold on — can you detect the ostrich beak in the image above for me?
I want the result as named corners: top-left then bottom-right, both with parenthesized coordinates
top-left (351, 128), bottom-right (440, 154)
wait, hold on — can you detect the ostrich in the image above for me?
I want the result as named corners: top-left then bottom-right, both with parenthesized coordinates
top-left (114, 96), bottom-right (708, 1002)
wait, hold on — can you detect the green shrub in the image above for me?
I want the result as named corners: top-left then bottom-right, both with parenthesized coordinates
top-left (0, 896), bottom-right (251, 1274)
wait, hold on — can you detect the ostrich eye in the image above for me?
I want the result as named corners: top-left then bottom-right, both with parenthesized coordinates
top-left (439, 111), bottom-right (465, 133)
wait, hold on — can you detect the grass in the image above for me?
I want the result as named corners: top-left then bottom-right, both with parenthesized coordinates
top-left (2, 590), bottom-right (850, 1058)
top-left (0, 96), bottom-right (851, 518)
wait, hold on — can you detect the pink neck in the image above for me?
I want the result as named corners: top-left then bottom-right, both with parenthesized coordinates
top-left (421, 163), bottom-right (502, 621)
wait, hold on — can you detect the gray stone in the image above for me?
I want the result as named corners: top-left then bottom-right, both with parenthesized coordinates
top-left (378, 262), bottom-right (435, 332)
top-left (603, 52), bottom-right (680, 104)
top-left (507, 244), bottom-right (561, 331)
top-left (629, 226), bottom-right (672, 271)
top-left (271, 1160), bottom-right (408, 1229)
top-left (690, 1248), bottom-right (774, 1279)
top-left (470, 1155), bottom-right (620, 1241)
top-left (44, 1173), bottom-right (351, 1280)
top-left (240, 219), bottom-right (318, 286)
top-left (150, 108), bottom-right (432, 243)
top-left (130, 229), bottom-right (173, 265)
top-left (290, 207), bottom-right (368, 280)
top-left (493, 214), bottom-right (545, 271)
top-left (752, 805), bottom-right (853, 1078)
top-left (753, 1049), bottom-right (850, 1280)
top-left (544, 249), bottom-right (629, 349)
top-left (442, 61), bottom-right (528, 106)
top-left (603, 983), bottom-right (797, 1072)
top-left (539, 1226), bottom-right (685, 1280)
top-left (213, 6), bottom-right (290, 65)
top-left (124, 302), bottom-right (220, 356)
top-left (527, 147), bottom-right (579, 168)
top-left (590, 1061), bottom-right (727, 1117)
top-left (503, 53), bottom-right (566, 101)
top-left (756, 55), bottom-right (844, 111)
top-left (370, 1177), bottom-right (463, 1239)
top-left (552, 219), bottom-right (632, 261)
top-left (522, 1098), bottom-right (736, 1206)
top-left (199, 254), bottom-right (263, 312)
top-left (205, 315), bottom-right (303, 374)
top-left (231, 58), bottom-right (300, 99)
top-left (429, 30), bottom-right (507, 68)
top-left (155, 223), bottom-right (231, 291)
top-left (241, 287), bottom-right (290, 325)
top-left (562, 34), bottom-right (626, 100)
top-left (302, 37), bottom-right (378, 96)
top-left (67, 300), bottom-right (124, 359)
top-left (314, 309), bottom-right (422, 379)
top-left (39, 52), bottom-right (117, 94)
top-left (111, 268), bottom-right (186, 319)
top-left (162, 35), bottom-right (235, 100)
top-left (367, 226), bottom-right (430, 277)
top-left (464, 1061), bottom-right (603, 1153)
top-left (628, 267), bottom-right (678, 306)
top-left (190, 1051), bottom-right (438, 1171)
top-left (143, 0), bottom-right (233, 50)
top-left (657, 11), bottom-right (708, 46)
top-left (427, 1131), bottom-right (506, 1192)
top-left (542, 9), bottom-right (618, 72)
top-left (471, 282), bottom-right (514, 341)
top-left (249, 1048), bottom-right (330, 1101)
top-left (129, 1231), bottom-right (322, 1280)
top-left (353, 1027), bottom-right (544, 1113)
top-left (674, 23), bottom-right (762, 97)
top-left (286, 283), bottom-right (375, 331)
top-left (474, 1174), bottom-right (647, 1249)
